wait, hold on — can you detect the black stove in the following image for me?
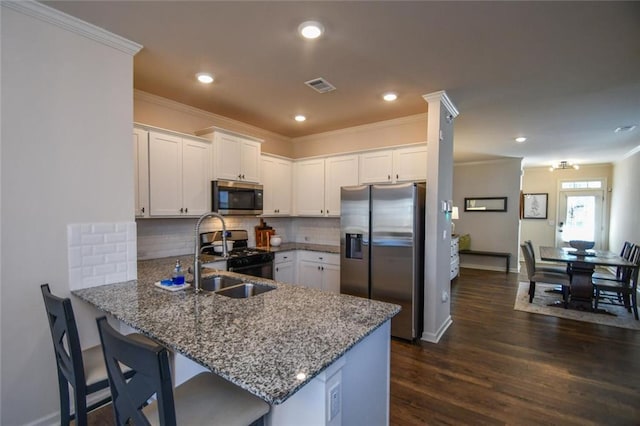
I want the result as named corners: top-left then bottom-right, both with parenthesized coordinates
top-left (200, 230), bottom-right (274, 279)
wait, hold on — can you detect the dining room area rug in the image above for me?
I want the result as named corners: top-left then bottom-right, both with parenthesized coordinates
top-left (514, 282), bottom-right (640, 330)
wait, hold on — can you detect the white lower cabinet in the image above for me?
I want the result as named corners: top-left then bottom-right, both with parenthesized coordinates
top-left (274, 251), bottom-right (296, 284)
top-left (296, 251), bottom-right (340, 294)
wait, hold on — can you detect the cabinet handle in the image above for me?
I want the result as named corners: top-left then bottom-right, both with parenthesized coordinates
top-left (317, 266), bottom-right (321, 270)
top-left (276, 267), bottom-right (279, 272)
top-left (242, 174), bottom-right (245, 179)
top-left (327, 210), bottom-right (329, 214)
top-left (321, 266), bottom-right (325, 271)
top-left (238, 174), bottom-right (242, 179)
top-left (321, 210), bottom-right (323, 214)
top-left (396, 174), bottom-right (399, 179)
top-left (185, 207), bottom-right (188, 213)
top-left (141, 207), bottom-right (145, 213)
top-left (180, 208), bottom-right (184, 213)
top-left (388, 174), bottom-right (391, 180)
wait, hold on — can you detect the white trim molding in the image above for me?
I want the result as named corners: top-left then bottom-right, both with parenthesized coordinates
top-left (2, 0), bottom-right (142, 55)
top-left (422, 90), bottom-right (460, 119)
top-left (421, 315), bottom-right (452, 344)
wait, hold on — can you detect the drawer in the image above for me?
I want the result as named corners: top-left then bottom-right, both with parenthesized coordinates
top-left (297, 250), bottom-right (340, 265)
top-left (275, 251), bottom-right (296, 264)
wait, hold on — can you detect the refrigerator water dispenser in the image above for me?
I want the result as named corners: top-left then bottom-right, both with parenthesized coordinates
top-left (345, 233), bottom-right (363, 259)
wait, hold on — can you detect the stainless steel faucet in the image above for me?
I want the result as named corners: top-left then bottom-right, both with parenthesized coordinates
top-left (193, 212), bottom-right (228, 293)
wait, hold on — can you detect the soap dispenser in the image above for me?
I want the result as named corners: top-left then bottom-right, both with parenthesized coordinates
top-left (172, 260), bottom-right (185, 285)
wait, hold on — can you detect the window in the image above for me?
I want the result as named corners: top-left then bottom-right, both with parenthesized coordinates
top-left (561, 180), bottom-right (602, 190)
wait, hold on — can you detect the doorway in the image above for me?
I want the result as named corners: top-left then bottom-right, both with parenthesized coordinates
top-left (555, 180), bottom-right (605, 249)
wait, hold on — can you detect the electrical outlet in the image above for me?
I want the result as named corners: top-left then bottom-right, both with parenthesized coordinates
top-left (329, 383), bottom-right (341, 421)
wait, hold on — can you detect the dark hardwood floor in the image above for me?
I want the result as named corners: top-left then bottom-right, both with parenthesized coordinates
top-left (390, 268), bottom-right (640, 425)
top-left (87, 267), bottom-right (640, 425)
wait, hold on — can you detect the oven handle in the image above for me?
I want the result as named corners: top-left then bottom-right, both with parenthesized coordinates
top-left (228, 261), bottom-right (274, 274)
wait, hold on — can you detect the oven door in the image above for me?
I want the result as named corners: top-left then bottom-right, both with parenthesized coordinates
top-left (228, 261), bottom-right (273, 280)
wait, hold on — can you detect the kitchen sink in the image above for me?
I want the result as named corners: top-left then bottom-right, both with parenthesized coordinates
top-left (215, 282), bottom-right (275, 299)
top-left (197, 275), bottom-right (244, 292)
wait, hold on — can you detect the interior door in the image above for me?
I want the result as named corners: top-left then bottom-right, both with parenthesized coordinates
top-left (556, 190), bottom-right (604, 249)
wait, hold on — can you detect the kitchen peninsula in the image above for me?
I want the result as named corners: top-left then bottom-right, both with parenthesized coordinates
top-left (73, 256), bottom-right (399, 426)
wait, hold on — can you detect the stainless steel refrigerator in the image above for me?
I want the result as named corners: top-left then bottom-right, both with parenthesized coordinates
top-left (340, 182), bottom-right (425, 340)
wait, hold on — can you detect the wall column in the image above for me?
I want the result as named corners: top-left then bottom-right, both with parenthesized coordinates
top-left (421, 91), bottom-right (459, 343)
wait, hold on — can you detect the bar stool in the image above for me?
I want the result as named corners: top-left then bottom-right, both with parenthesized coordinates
top-left (40, 284), bottom-right (150, 425)
top-left (96, 316), bottom-right (270, 426)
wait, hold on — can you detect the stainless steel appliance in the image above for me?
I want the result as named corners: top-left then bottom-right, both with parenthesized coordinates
top-left (212, 180), bottom-right (263, 216)
top-left (200, 230), bottom-right (274, 279)
top-left (340, 182), bottom-right (426, 340)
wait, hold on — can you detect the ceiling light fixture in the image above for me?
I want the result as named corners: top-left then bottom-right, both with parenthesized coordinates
top-left (614, 125), bottom-right (637, 133)
top-left (294, 115), bottom-right (306, 122)
top-left (196, 72), bottom-right (214, 84)
top-left (549, 160), bottom-right (579, 171)
top-left (515, 136), bottom-right (527, 143)
top-left (383, 92), bottom-right (398, 102)
top-left (298, 21), bottom-right (324, 39)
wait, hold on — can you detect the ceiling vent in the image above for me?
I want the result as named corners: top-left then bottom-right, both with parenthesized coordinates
top-left (305, 77), bottom-right (336, 93)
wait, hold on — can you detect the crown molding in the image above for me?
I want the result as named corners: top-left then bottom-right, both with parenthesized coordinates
top-left (134, 90), bottom-right (286, 142)
top-left (621, 144), bottom-right (640, 161)
top-left (2, 1), bottom-right (142, 55)
top-left (291, 113), bottom-right (426, 143)
top-left (422, 90), bottom-right (460, 118)
top-left (455, 157), bottom-right (523, 167)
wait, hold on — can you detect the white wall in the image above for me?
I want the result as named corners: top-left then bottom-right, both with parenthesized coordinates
top-left (610, 149), bottom-right (640, 250)
top-left (521, 163), bottom-right (613, 254)
top-left (1, 4), bottom-right (138, 424)
top-left (453, 159), bottom-right (522, 272)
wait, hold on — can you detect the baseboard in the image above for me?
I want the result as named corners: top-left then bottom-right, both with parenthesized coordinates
top-left (460, 262), bottom-right (517, 274)
top-left (421, 315), bottom-right (452, 343)
top-left (24, 388), bottom-right (111, 426)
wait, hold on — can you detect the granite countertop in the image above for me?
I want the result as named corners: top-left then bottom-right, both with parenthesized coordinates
top-left (73, 256), bottom-right (398, 405)
top-left (259, 242), bottom-right (339, 254)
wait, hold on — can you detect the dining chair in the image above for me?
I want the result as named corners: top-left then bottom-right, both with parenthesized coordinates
top-left (524, 240), bottom-right (570, 275)
top-left (521, 244), bottom-right (571, 306)
top-left (593, 244), bottom-right (640, 320)
top-left (592, 241), bottom-right (635, 282)
top-left (41, 284), bottom-right (153, 425)
top-left (95, 316), bottom-right (270, 426)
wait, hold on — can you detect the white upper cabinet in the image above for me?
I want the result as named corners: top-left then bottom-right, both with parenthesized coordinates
top-left (261, 155), bottom-right (292, 216)
top-left (324, 154), bottom-right (359, 217)
top-left (359, 150), bottom-right (394, 184)
top-left (393, 145), bottom-right (427, 182)
top-left (133, 128), bottom-right (149, 218)
top-left (212, 131), bottom-right (261, 183)
top-left (294, 158), bottom-right (325, 216)
top-left (148, 131), bottom-right (211, 217)
top-left (359, 145), bottom-right (427, 184)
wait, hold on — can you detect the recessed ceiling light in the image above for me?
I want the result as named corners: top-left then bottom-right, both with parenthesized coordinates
top-left (294, 115), bottom-right (306, 122)
top-left (298, 21), bottom-right (324, 39)
top-left (383, 92), bottom-right (398, 102)
top-left (196, 72), bottom-right (214, 84)
top-left (196, 73), bottom-right (214, 84)
top-left (515, 137), bottom-right (527, 143)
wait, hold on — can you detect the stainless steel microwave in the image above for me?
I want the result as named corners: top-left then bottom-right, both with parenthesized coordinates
top-left (212, 180), bottom-right (263, 215)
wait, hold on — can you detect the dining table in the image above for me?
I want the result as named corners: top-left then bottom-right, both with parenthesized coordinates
top-left (539, 246), bottom-right (637, 311)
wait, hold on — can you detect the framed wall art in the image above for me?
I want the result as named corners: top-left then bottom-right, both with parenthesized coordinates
top-left (522, 193), bottom-right (548, 219)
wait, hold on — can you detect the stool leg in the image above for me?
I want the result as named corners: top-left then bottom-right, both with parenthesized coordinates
top-left (73, 386), bottom-right (88, 426)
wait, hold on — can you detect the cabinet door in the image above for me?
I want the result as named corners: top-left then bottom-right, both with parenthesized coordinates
top-left (322, 263), bottom-right (341, 294)
top-left (239, 139), bottom-right (261, 183)
top-left (182, 138), bottom-right (211, 216)
top-left (297, 260), bottom-right (323, 290)
top-left (213, 133), bottom-right (242, 181)
top-left (294, 159), bottom-right (325, 216)
top-left (261, 156), bottom-right (277, 215)
top-left (359, 150), bottom-right (393, 184)
top-left (133, 128), bottom-right (149, 218)
top-left (274, 261), bottom-right (295, 284)
top-left (393, 146), bottom-right (427, 182)
top-left (325, 154), bottom-right (359, 217)
top-left (261, 156), bottom-right (292, 215)
top-left (149, 132), bottom-right (183, 216)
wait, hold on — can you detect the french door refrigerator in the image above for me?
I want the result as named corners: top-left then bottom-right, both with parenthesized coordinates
top-left (340, 182), bottom-right (426, 340)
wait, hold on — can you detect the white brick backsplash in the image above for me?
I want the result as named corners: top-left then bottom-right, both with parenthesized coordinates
top-left (136, 217), bottom-right (337, 260)
top-left (68, 222), bottom-right (137, 290)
